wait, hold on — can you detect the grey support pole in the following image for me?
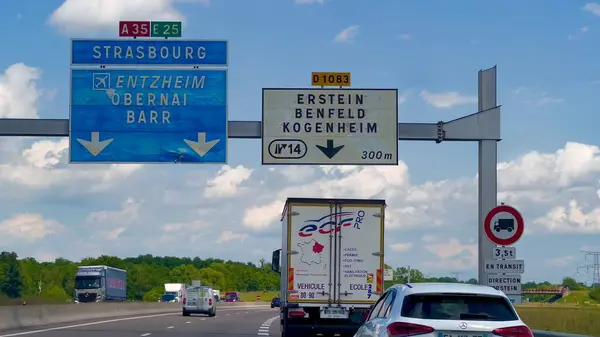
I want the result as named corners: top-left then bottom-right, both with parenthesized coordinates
top-left (477, 67), bottom-right (498, 284)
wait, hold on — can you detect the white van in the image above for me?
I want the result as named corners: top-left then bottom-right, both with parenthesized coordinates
top-left (182, 285), bottom-right (216, 317)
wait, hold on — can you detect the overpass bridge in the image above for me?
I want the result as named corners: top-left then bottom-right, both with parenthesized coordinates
top-left (521, 287), bottom-right (569, 295)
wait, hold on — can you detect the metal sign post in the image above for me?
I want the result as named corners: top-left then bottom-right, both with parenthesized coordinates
top-left (0, 67), bottom-right (501, 284)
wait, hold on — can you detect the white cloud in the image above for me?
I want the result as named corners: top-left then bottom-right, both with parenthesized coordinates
top-left (422, 238), bottom-right (477, 272)
top-left (86, 198), bottom-right (142, 225)
top-left (243, 201), bottom-right (285, 230)
top-left (583, 3), bottom-right (600, 16)
top-left (204, 165), bottom-right (252, 198)
top-left (216, 231), bottom-right (248, 243)
top-left (419, 90), bottom-right (477, 109)
top-left (0, 63), bottom-right (42, 119)
top-left (0, 214), bottom-right (64, 243)
top-left (545, 255), bottom-right (575, 268)
top-left (334, 25), bottom-right (359, 44)
top-left (534, 200), bottom-right (600, 234)
top-left (389, 242), bottom-right (413, 253)
top-left (513, 87), bottom-right (563, 106)
top-left (49, 0), bottom-right (209, 34)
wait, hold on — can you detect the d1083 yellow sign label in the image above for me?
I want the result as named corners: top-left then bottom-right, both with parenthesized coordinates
top-left (311, 72), bottom-right (351, 87)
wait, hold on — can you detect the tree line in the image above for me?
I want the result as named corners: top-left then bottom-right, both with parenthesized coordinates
top-left (0, 251), bottom-right (597, 305)
top-left (0, 251), bottom-right (279, 304)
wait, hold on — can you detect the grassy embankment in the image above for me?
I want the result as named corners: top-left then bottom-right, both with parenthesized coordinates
top-left (515, 291), bottom-right (599, 336)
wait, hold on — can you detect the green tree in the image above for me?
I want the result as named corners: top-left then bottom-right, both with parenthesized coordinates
top-left (0, 252), bottom-right (23, 298)
top-left (562, 277), bottom-right (583, 290)
top-left (589, 286), bottom-right (600, 301)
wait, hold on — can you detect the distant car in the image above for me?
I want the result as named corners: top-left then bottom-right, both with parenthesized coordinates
top-left (354, 282), bottom-right (533, 337)
top-left (271, 297), bottom-right (280, 308)
top-left (224, 291), bottom-right (241, 302)
top-left (159, 294), bottom-right (178, 303)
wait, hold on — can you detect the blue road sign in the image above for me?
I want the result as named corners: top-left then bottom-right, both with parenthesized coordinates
top-left (71, 39), bottom-right (228, 66)
top-left (69, 68), bottom-right (227, 163)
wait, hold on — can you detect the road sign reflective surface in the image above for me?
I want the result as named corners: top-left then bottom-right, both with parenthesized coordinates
top-left (261, 88), bottom-right (398, 165)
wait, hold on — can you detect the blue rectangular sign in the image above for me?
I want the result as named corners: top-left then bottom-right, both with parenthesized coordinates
top-left (71, 39), bottom-right (228, 66)
top-left (69, 68), bottom-right (227, 163)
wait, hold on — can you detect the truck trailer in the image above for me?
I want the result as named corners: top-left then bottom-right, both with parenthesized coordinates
top-left (74, 265), bottom-right (127, 303)
top-left (160, 283), bottom-right (184, 302)
top-left (271, 198), bottom-right (385, 337)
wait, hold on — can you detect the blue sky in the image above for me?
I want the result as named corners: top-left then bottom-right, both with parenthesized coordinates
top-left (0, 0), bottom-right (599, 285)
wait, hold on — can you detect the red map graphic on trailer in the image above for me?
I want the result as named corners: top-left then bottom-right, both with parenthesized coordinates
top-left (297, 239), bottom-right (324, 265)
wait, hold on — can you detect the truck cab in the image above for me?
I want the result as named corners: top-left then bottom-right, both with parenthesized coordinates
top-left (74, 265), bottom-right (127, 303)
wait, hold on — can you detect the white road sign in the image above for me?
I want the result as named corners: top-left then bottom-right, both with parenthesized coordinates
top-left (261, 88), bottom-right (398, 165)
top-left (484, 259), bottom-right (525, 274)
top-left (384, 268), bottom-right (394, 281)
top-left (486, 275), bottom-right (522, 295)
top-left (507, 295), bottom-right (522, 305)
top-left (492, 246), bottom-right (516, 260)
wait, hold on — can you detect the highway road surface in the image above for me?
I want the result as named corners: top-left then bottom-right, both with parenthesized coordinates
top-left (0, 307), bottom-right (279, 337)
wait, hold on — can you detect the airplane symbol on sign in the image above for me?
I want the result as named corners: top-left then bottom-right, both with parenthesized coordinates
top-left (92, 73), bottom-right (110, 91)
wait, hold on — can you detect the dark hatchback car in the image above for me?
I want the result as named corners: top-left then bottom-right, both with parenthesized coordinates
top-left (271, 297), bottom-right (280, 308)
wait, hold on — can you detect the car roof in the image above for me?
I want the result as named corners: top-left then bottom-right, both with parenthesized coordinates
top-left (389, 282), bottom-right (507, 297)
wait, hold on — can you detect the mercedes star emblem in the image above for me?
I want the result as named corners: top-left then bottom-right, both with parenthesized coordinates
top-left (459, 322), bottom-right (468, 330)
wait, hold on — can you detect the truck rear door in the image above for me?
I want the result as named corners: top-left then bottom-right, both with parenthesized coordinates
top-left (335, 203), bottom-right (384, 304)
top-left (288, 203), bottom-right (335, 303)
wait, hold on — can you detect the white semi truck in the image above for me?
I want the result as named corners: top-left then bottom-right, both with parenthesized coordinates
top-left (271, 198), bottom-right (385, 337)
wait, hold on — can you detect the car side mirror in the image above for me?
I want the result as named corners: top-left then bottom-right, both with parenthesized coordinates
top-left (272, 249), bottom-right (281, 273)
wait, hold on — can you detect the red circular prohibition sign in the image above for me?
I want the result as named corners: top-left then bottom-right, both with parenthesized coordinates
top-left (484, 205), bottom-right (524, 246)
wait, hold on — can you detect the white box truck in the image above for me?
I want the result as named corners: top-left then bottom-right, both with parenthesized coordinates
top-left (271, 198), bottom-right (385, 337)
top-left (160, 283), bottom-right (184, 302)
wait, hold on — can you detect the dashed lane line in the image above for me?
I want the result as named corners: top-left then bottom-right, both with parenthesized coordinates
top-left (0, 307), bottom-right (270, 337)
top-left (257, 315), bottom-right (278, 336)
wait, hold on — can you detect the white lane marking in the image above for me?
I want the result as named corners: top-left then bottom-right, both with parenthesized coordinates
top-left (166, 326), bottom-right (174, 329)
top-left (257, 315), bottom-right (279, 336)
top-left (185, 321), bottom-right (191, 324)
top-left (226, 313), bottom-right (230, 316)
top-left (141, 334), bottom-right (151, 337)
top-left (0, 307), bottom-right (271, 337)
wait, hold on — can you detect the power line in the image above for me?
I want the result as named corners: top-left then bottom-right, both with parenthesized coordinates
top-left (577, 250), bottom-right (600, 286)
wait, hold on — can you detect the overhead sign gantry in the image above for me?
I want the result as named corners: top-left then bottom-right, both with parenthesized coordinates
top-left (0, 21), bottom-right (502, 284)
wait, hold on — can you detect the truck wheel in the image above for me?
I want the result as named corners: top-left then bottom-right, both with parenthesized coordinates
top-left (182, 311), bottom-right (190, 317)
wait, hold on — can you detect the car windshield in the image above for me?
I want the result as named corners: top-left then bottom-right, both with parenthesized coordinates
top-left (161, 294), bottom-right (176, 301)
top-left (401, 293), bottom-right (518, 321)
